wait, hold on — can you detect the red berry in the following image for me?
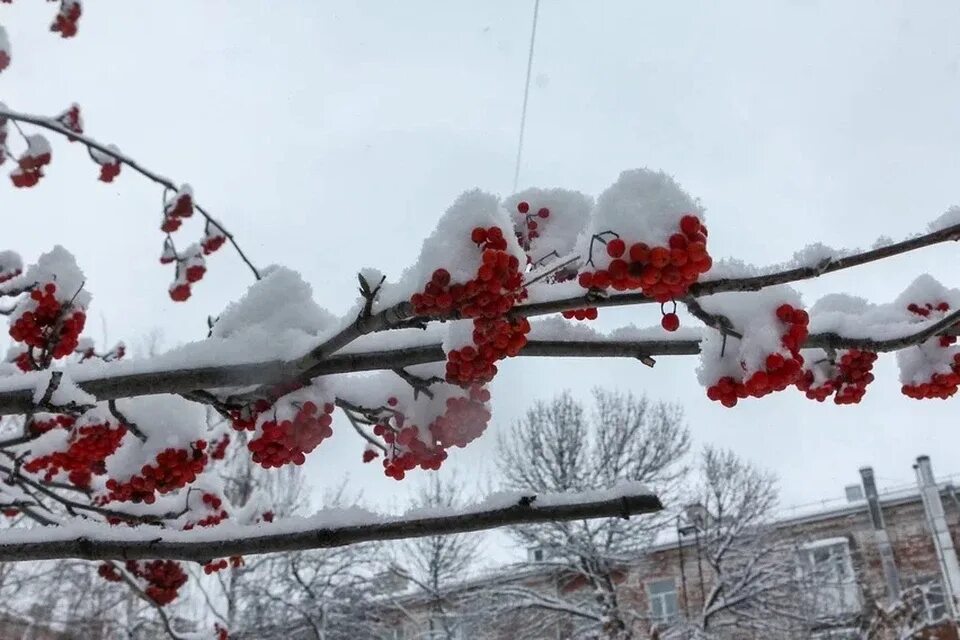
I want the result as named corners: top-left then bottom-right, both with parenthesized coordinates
top-left (661, 312), bottom-right (680, 332)
top-left (606, 238), bottom-right (626, 258)
top-left (680, 215), bottom-right (701, 236)
top-left (517, 201), bottom-right (530, 214)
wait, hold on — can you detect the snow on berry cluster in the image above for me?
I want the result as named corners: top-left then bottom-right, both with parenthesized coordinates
top-left (896, 278), bottom-right (960, 399)
top-left (10, 134), bottom-right (51, 188)
top-left (89, 145), bottom-right (122, 183)
top-left (503, 188), bottom-right (592, 266)
top-left (399, 191), bottom-right (530, 386)
top-left (575, 169), bottom-right (712, 330)
top-left (0, 250), bottom-right (23, 284)
top-left (364, 384), bottom-right (492, 480)
top-left (23, 407), bottom-right (126, 489)
top-left (156, 185), bottom-right (229, 302)
top-left (99, 396), bottom-right (210, 504)
top-left (697, 287), bottom-right (808, 407)
top-left (234, 383), bottom-right (336, 469)
top-left (51, 0), bottom-right (82, 38)
top-left (7, 247), bottom-right (90, 370)
top-left (127, 560), bottom-right (187, 605)
top-left (98, 559), bottom-right (187, 606)
top-left (55, 104), bottom-right (82, 138)
top-left (796, 348), bottom-right (878, 404)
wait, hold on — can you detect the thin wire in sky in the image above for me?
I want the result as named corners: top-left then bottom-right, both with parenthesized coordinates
top-left (512, 0), bottom-right (540, 193)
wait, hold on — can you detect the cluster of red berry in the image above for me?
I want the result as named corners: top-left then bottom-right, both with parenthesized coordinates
top-left (796, 349), bottom-right (878, 404)
top-left (706, 304), bottom-right (809, 407)
top-left (410, 226), bottom-right (529, 386)
top-left (445, 316), bottom-right (531, 386)
top-left (428, 385), bottom-right (491, 449)
top-left (373, 386), bottom-right (491, 480)
top-left (10, 134), bottom-right (52, 188)
top-left (90, 145), bottom-right (122, 183)
top-left (183, 493), bottom-right (229, 530)
top-left (126, 560), bottom-right (187, 606)
top-left (562, 307), bottom-right (598, 321)
top-left (577, 215), bottom-right (712, 312)
top-left (901, 302), bottom-right (960, 399)
top-left (51, 0), bottom-right (82, 38)
top-left (24, 420), bottom-right (126, 488)
top-left (169, 251), bottom-right (206, 302)
top-left (55, 104), bottom-right (83, 138)
top-left (202, 221), bottom-right (227, 255)
top-left (247, 401), bottom-right (335, 468)
top-left (102, 441), bottom-right (208, 504)
top-left (9, 282), bottom-right (87, 369)
top-left (97, 563), bottom-right (122, 583)
top-left (513, 201), bottom-right (550, 252)
top-left (215, 624), bottom-right (230, 640)
top-left (209, 433), bottom-right (230, 460)
top-left (161, 186), bottom-right (194, 233)
top-left (202, 556), bottom-right (243, 575)
top-left (28, 413), bottom-right (75, 435)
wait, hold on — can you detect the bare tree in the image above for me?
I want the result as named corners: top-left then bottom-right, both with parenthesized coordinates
top-left (484, 389), bottom-right (690, 639)
top-left (667, 448), bottom-right (821, 640)
top-left (380, 474), bottom-right (482, 639)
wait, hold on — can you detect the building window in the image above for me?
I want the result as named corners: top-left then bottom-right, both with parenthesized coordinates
top-left (798, 538), bottom-right (859, 616)
top-left (646, 578), bottom-right (679, 623)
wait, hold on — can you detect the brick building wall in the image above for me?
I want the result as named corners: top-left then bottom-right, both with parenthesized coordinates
top-left (384, 483), bottom-right (960, 639)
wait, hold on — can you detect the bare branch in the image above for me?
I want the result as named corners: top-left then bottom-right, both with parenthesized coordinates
top-left (0, 491), bottom-right (662, 563)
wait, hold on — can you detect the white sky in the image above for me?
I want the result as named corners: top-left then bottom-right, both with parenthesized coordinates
top-left (4, 0), bottom-right (960, 562)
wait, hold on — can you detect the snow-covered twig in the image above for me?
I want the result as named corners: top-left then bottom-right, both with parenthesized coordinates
top-left (0, 105), bottom-right (261, 281)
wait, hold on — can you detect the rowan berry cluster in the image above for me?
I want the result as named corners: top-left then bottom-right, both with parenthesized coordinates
top-left (161, 185), bottom-right (194, 233)
top-left (9, 282), bottom-right (87, 369)
top-left (10, 134), bottom-right (52, 188)
top-left (202, 556), bottom-right (243, 575)
top-left (102, 441), bottom-right (208, 504)
top-left (28, 413), bottom-right (75, 435)
top-left (706, 304), bottom-right (809, 407)
top-left (374, 386), bottom-right (491, 480)
top-left (168, 248), bottom-right (206, 302)
top-left (50, 0), bottom-right (82, 39)
top-left (797, 349), bottom-right (879, 404)
top-left (410, 226), bottom-right (529, 386)
top-left (247, 401), bottom-right (335, 468)
top-left (125, 560), bottom-right (187, 606)
top-left (55, 104), bottom-right (83, 138)
top-left (577, 215), bottom-right (712, 315)
top-left (90, 145), bottom-right (122, 183)
top-left (562, 308), bottom-right (598, 321)
top-left (429, 385), bottom-right (491, 449)
top-left (513, 200), bottom-right (551, 251)
top-left (97, 563), bottom-right (122, 583)
top-left (901, 301), bottom-right (960, 399)
top-left (183, 492), bottom-right (229, 530)
top-left (202, 221), bottom-right (227, 254)
top-left (24, 419), bottom-right (126, 488)
top-left (209, 434), bottom-right (230, 460)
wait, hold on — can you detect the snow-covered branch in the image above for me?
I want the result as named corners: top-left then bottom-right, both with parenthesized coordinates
top-left (0, 486), bottom-right (661, 563)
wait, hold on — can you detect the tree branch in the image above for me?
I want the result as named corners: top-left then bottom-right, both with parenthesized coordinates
top-left (0, 105), bottom-right (261, 281)
top-left (0, 490), bottom-right (662, 562)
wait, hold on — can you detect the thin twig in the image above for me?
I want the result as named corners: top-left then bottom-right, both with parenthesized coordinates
top-left (0, 106), bottom-right (261, 281)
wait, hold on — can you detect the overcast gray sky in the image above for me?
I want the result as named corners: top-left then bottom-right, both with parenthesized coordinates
top-left (4, 0), bottom-right (960, 558)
